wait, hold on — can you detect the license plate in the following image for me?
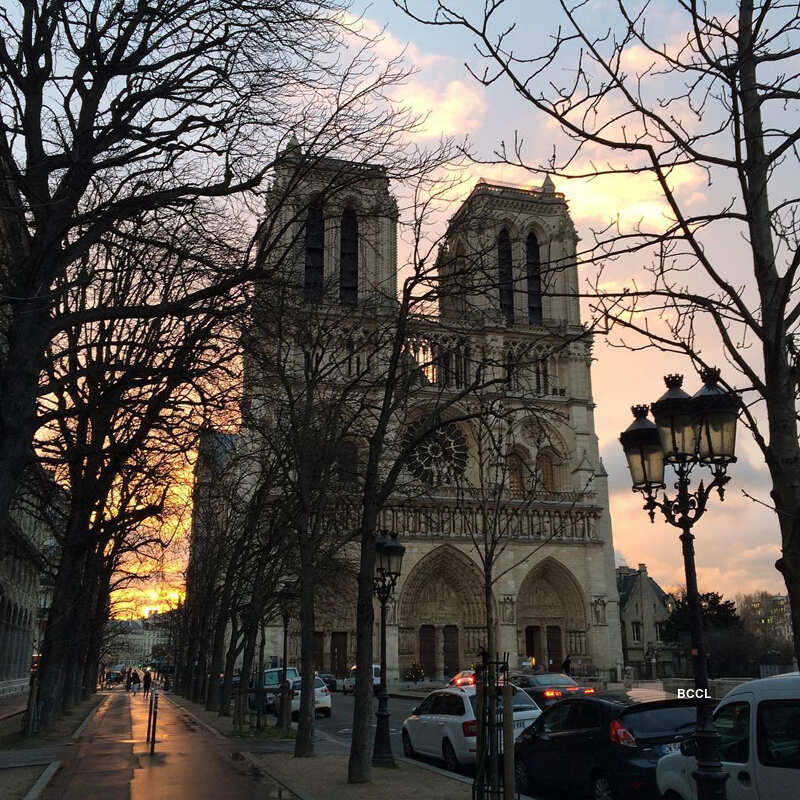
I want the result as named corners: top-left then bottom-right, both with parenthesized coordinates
top-left (659, 743), bottom-right (680, 755)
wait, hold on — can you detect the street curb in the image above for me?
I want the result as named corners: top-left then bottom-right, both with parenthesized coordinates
top-left (71, 693), bottom-right (109, 741)
top-left (163, 693), bottom-right (225, 739)
top-left (22, 760), bottom-right (60, 800)
top-left (395, 756), bottom-right (473, 785)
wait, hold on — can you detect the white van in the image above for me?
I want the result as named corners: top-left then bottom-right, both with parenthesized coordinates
top-left (656, 673), bottom-right (800, 799)
top-left (342, 664), bottom-right (381, 694)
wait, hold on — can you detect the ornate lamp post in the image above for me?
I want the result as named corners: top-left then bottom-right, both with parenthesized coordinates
top-left (620, 369), bottom-right (739, 800)
top-left (276, 580), bottom-right (298, 733)
top-left (372, 529), bottom-right (405, 767)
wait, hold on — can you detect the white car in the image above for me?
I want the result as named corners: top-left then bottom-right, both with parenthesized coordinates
top-left (657, 673), bottom-right (800, 800)
top-left (342, 664), bottom-right (381, 694)
top-left (287, 676), bottom-right (332, 718)
top-left (402, 685), bottom-right (541, 771)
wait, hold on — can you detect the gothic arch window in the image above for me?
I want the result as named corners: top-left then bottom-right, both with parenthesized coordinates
top-left (304, 202), bottom-right (324, 301)
top-left (508, 451), bottom-right (526, 491)
top-left (340, 206), bottom-right (358, 305)
top-left (497, 228), bottom-right (514, 323)
top-left (536, 448), bottom-right (562, 491)
top-left (335, 439), bottom-right (360, 487)
top-left (526, 232), bottom-right (543, 325)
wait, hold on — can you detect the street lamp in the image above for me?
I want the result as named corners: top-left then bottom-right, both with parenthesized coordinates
top-left (372, 529), bottom-right (405, 767)
top-left (276, 579), bottom-right (298, 733)
top-left (620, 369), bottom-right (739, 800)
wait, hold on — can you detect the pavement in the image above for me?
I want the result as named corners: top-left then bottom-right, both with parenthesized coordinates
top-left (39, 689), bottom-right (296, 800)
top-left (0, 692), bottom-right (28, 721)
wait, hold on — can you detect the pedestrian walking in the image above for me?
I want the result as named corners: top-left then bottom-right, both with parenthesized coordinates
top-left (125, 668), bottom-right (131, 692)
top-left (561, 655), bottom-right (571, 675)
top-left (131, 670), bottom-right (141, 696)
top-left (143, 670), bottom-right (152, 698)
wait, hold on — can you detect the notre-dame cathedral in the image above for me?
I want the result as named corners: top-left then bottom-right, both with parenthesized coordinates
top-left (196, 141), bottom-right (624, 682)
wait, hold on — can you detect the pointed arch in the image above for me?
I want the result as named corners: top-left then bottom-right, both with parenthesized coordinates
top-left (398, 545), bottom-right (489, 678)
top-left (304, 201), bottom-right (324, 301)
top-left (340, 206), bottom-right (358, 304)
top-left (526, 232), bottom-right (543, 325)
top-left (497, 228), bottom-right (514, 323)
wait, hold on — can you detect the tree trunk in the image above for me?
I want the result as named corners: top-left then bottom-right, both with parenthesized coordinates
top-left (737, 0), bottom-right (800, 666)
top-left (294, 555), bottom-right (316, 757)
top-left (205, 606), bottom-right (229, 712)
top-left (219, 615), bottom-right (241, 717)
top-left (33, 543), bottom-right (82, 730)
top-left (234, 624), bottom-right (257, 731)
top-left (347, 527), bottom-right (376, 783)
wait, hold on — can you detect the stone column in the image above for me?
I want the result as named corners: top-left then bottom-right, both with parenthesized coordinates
top-left (434, 626), bottom-right (443, 681)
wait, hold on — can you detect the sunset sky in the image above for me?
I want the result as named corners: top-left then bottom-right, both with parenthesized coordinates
top-left (117, 2), bottom-right (786, 617)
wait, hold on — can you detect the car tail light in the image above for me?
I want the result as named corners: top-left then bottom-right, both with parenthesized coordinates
top-left (463, 719), bottom-right (478, 737)
top-left (322, 688), bottom-right (329, 694)
top-left (583, 688), bottom-right (595, 694)
top-left (565, 686), bottom-right (579, 692)
top-left (609, 719), bottom-right (637, 747)
top-left (456, 676), bottom-right (475, 686)
top-left (543, 689), bottom-right (563, 699)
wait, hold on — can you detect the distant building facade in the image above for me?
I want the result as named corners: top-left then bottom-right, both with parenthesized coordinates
top-left (0, 470), bottom-right (64, 698)
top-left (738, 593), bottom-right (793, 642)
top-left (616, 563), bottom-right (684, 679)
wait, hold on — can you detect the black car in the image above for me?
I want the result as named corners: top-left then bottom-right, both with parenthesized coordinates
top-left (509, 672), bottom-right (596, 709)
top-left (317, 673), bottom-right (337, 692)
top-left (514, 696), bottom-right (697, 799)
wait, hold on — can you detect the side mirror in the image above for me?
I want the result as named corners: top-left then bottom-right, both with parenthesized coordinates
top-left (411, 706), bottom-right (420, 716)
top-left (680, 737), bottom-right (698, 757)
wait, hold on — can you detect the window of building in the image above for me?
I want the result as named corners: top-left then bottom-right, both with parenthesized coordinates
top-left (536, 449), bottom-right (556, 491)
top-left (508, 452), bottom-right (525, 491)
top-left (526, 232), bottom-right (543, 325)
top-left (655, 622), bottom-right (665, 642)
top-left (631, 621), bottom-right (642, 642)
top-left (304, 202), bottom-right (324, 301)
top-left (340, 207), bottom-right (358, 304)
top-left (498, 229), bottom-right (514, 323)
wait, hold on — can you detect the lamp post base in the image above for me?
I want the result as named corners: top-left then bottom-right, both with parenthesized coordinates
top-left (372, 689), bottom-right (395, 768)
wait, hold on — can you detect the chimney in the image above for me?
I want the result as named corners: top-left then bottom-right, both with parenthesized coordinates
top-left (638, 563), bottom-right (647, 574)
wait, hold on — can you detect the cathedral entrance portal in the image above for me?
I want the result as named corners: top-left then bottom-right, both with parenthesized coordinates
top-left (398, 546), bottom-right (487, 681)
top-left (517, 558), bottom-right (588, 670)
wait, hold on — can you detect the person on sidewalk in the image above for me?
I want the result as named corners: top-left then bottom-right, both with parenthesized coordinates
top-left (125, 668), bottom-right (132, 692)
top-left (131, 670), bottom-right (141, 696)
top-left (143, 670), bottom-right (152, 698)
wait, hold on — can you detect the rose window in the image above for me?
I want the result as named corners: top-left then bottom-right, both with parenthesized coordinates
top-left (406, 423), bottom-right (468, 486)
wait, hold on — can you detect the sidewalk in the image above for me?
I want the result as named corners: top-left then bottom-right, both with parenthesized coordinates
top-left (40, 688), bottom-right (296, 800)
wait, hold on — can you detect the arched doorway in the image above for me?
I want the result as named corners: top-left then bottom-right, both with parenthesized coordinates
top-left (398, 546), bottom-right (486, 681)
top-left (517, 558), bottom-right (588, 671)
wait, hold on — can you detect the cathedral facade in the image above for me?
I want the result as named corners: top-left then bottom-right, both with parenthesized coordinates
top-left (239, 147), bottom-right (624, 682)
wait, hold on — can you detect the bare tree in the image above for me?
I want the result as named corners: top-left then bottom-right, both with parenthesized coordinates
top-left (395, 0), bottom-right (800, 664)
top-left (0, 0), bottom-right (410, 544)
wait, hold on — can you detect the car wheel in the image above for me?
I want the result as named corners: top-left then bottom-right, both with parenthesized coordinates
top-left (592, 774), bottom-right (617, 800)
top-left (322, 708), bottom-right (331, 718)
top-left (442, 739), bottom-right (459, 772)
top-left (402, 730), bottom-right (415, 758)
top-left (515, 758), bottom-right (530, 794)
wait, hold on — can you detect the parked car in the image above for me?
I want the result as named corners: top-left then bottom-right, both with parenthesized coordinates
top-left (250, 666), bottom-right (300, 712)
top-left (508, 672), bottom-right (596, 709)
top-left (447, 670), bottom-right (476, 687)
top-left (514, 696), bottom-right (697, 799)
top-left (317, 672), bottom-right (337, 692)
top-left (402, 685), bottom-right (541, 772)
top-left (105, 670), bottom-right (122, 685)
top-left (280, 676), bottom-right (332, 719)
top-left (657, 673), bottom-right (800, 800)
top-left (342, 664), bottom-right (381, 694)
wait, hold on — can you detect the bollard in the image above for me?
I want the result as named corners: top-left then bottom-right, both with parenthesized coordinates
top-left (146, 690), bottom-right (154, 743)
top-left (150, 690), bottom-right (159, 754)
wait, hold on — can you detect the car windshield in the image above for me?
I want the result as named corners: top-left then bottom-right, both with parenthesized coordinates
top-left (621, 704), bottom-right (697, 737)
top-left (315, 677), bottom-right (325, 688)
top-left (530, 674), bottom-right (577, 687)
top-left (468, 688), bottom-right (540, 713)
top-left (264, 672), bottom-right (280, 686)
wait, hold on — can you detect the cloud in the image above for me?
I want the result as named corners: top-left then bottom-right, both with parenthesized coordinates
top-left (398, 79), bottom-right (487, 139)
